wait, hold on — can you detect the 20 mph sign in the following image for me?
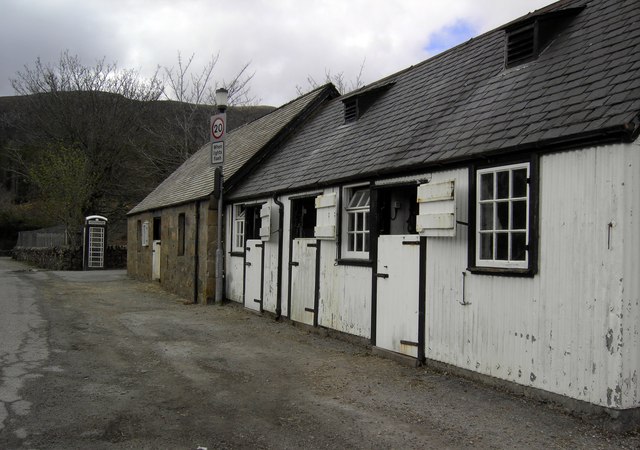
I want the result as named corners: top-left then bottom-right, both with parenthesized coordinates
top-left (211, 114), bottom-right (225, 142)
top-left (210, 112), bottom-right (226, 166)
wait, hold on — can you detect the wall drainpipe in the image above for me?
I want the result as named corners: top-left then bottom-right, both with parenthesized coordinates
top-left (193, 200), bottom-right (200, 304)
top-left (273, 193), bottom-right (284, 320)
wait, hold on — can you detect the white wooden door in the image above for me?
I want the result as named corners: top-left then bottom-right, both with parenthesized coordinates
top-left (244, 239), bottom-right (263, 312)
top-left (290, 238), bottom-right (317, 326)
top-left (152, 240), bottom-right (161, 281)
top-left (376, 235), bottom-right (420, 358)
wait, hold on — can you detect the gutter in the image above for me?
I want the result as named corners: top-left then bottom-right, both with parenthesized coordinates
top-left (273, 193), bottom-right (285, 320)
top-left (225, 123), bottom-right (637, 205)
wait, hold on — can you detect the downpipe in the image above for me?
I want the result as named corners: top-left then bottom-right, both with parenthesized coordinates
top-left (273, 193), bottom-right (284, 320)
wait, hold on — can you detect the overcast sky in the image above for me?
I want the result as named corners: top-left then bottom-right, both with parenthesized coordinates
top-left (1, 0), bottom-right (553, 106)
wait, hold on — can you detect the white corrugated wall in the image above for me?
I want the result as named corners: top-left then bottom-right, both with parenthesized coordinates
top-left (424, 142), bottom-right (640, 409)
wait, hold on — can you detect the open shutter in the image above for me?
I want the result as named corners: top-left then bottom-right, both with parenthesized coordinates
top-left (314, 192), bottom-right (337, 239)
top-left (416, 180), bottom-right (456, 237)
top-left (259, 203), bottom-right (271, 241)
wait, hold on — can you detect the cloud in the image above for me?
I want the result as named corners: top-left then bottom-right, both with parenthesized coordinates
top-left (0, 0), bottom-right (554, 105)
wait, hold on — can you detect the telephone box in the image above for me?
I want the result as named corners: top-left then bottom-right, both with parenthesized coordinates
top-left (83, 215), bottom-right (108, 270)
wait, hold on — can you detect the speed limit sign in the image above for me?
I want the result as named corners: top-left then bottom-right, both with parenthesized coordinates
top-left (211, 114), bottom-right (225, 142)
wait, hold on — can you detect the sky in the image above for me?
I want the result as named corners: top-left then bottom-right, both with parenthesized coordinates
top-left (0, 0), bottom-right (554, 106)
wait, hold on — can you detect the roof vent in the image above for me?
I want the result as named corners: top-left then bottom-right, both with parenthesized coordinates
top-left (344, 98), bottom-right (358, 124)
top-left (341, 80), bottom-right (395, 124)
top-left (506, 23), bottom-right (537, 67)
top-left (504, 6), bottom-right (585, 68)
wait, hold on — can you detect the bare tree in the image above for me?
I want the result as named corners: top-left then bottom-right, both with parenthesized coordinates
top-left (8, 51), bottom-right (164, 233)
top-left (296, 58), bottom-right (367, 96)
top-left (6, 51), bottom-right (261, 239)
top-left (220, 61), bottom-right (257, 107)
top-left (139, 52), bottom-right (257, 180)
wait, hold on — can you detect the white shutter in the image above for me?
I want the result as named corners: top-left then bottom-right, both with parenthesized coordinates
top-left (141, 221), bottom-right (149, 247)
top-left (259, 203), bottom-right (271, 241)
top-left (314, 192), bottom-right (337, 239)
top-left (416, 180), bottom-right (456, 237)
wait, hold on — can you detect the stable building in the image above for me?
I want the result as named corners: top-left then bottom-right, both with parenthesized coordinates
top-left (127, 85), bottom-right (338, 303)
top-left (224, 0), bottom-right (640, 425)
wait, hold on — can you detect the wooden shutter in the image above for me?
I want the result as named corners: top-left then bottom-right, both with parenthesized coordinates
top-left (141, 221), bottom-right (149, 247)
top-left (314, 193), bottom-right (337, 239)
top-left (416, 180), bottom-right (456, 237)
top-left (259, 203), bottom-right (271, 241)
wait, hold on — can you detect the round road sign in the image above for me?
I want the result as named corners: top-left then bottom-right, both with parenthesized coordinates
top-left (211, 117), bottom-right (225, 140)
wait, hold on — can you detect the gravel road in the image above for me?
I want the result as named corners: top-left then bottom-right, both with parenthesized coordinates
top-left (0, 257), bottom-right (638, 449)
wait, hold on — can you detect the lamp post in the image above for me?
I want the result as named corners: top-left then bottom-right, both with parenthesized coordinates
top-left (213, 88), bottom-right (228, 305)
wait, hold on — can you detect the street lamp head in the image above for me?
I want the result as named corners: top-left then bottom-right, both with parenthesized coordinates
top-left (215, 88), bottom-right (228, 112)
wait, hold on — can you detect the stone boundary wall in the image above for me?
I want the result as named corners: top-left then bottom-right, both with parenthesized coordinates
top-left (12, 246), bottom-right (127, 270)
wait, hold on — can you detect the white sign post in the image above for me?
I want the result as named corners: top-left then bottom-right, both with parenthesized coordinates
top-left (210, 113), bottom-right (226, 166)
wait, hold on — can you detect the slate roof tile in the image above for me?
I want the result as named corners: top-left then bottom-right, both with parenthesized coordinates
top-left (129, 86), bottom-right (332, 214)
top-left (228, 0), bottom-right (640, 200)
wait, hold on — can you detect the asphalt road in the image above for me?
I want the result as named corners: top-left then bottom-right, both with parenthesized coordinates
top-left (0, 256), bottom-right (638, 449)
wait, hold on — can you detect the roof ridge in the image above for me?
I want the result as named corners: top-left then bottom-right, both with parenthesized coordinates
top-left (227, 83), bottom-right (335, 136)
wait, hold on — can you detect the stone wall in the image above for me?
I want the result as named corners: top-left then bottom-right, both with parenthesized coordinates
top-left (127, 212), bottom-right (154, 280)
top-left (12, 246), bottom-right (126, 270)
top-left (127, 199), bottom-right (218, 304)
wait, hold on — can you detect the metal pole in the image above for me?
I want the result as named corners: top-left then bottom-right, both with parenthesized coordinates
top-left (212, 88), bottom-right (228, 306)
top-left (215, 173), bottom-right (224, 304)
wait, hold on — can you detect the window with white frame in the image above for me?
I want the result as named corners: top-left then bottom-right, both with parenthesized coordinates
top-left (476, 163), bottom-right (529, 269)
top-left (343, 187), bottom-right (370, 258)
top-left (233, 205), bottom-right (245, 252)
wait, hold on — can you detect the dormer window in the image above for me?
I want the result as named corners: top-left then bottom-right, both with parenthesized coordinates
top-left (504, 6), bottom-right (584, 68)
top-left (506, 23), bottom-right (538, 67)
top-left (344, 98), bottom-right (359, 124)
top-left (341, 80), bottom-right (396, 124)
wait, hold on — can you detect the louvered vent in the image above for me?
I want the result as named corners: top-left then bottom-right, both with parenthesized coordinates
top-left (344, 98), bottom-right (358, 124)
top-left (506, 23), bottom-right (538, 67)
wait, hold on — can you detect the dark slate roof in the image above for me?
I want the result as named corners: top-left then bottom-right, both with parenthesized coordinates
top-left (128, 85), bottom-right (334, 214)
top-left (228, 0), bottom-right (640, 201)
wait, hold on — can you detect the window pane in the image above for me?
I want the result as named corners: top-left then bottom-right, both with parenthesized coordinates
top-left (356, 233), bottom-right (363, 251)
top-left (348, 212), bottom-right (355, 232)
top-left (349, 190), bottom-right (363, 209)
top-left (363, 212), bottom-right (369, 231)
top-left (348, 233), bottom-right (355, 251)
top-left (512, 169), bottom-right (527, 198)
top-left (364, 234), bottom-right (370, 252)
top-left (496, 232), bottom-right (509, 260)
top-left (496, 202), bottom-right (509, 230)
top-left (512, 200), bottom-right (527, 230)
top-left (511, 232), bottom-right (527, 261)
top-left (497, 171), bottom-right (509, 199)
top-left (358, 190), bottom-right (370, 208)
top-left (354, 212), bottom-right (362, 231)
top-left (480, 173), bottom-right (493, 200)
top-left (480, 233), bottom-right (493, 259)
top-left (480, 204), bottom-right (493, 230)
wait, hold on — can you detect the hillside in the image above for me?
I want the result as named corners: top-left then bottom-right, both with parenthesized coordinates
top-left (0, 93), bottom-right (275, 250)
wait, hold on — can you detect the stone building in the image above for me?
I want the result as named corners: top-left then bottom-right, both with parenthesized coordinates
top-left (127, 85), bottom-right (338, 303)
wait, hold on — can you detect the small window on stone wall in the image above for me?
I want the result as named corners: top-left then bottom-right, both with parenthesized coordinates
top-left (178, 213), bottom-right (186, 256)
